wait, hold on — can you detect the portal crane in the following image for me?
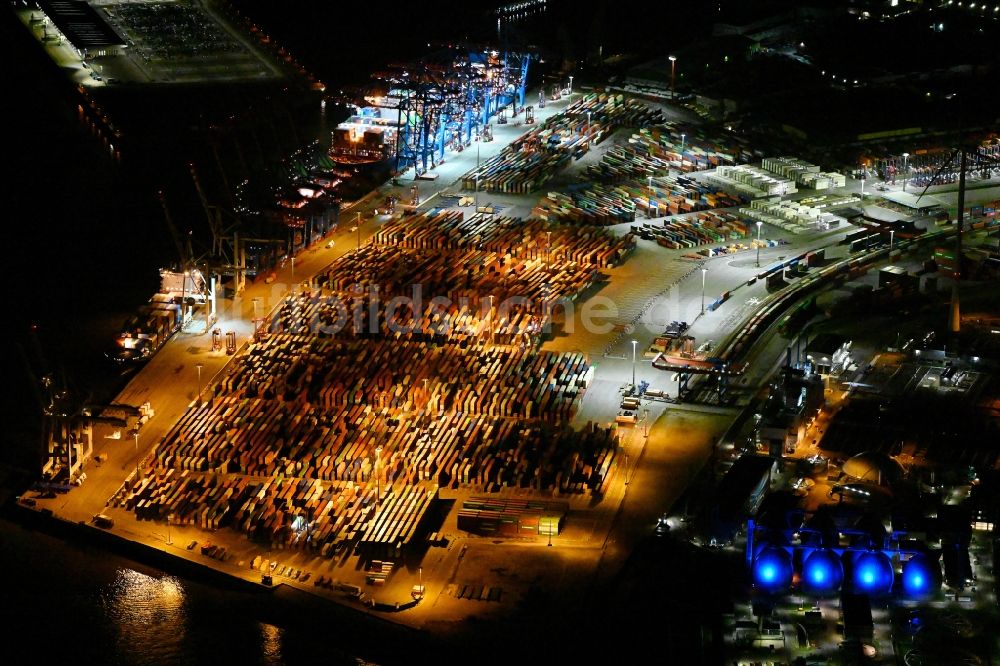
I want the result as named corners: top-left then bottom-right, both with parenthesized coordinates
top-left (914, 142), bottom-right (1000, 340)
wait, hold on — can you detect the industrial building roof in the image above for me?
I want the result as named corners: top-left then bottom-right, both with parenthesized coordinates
top-left (806, 333), bottom-right (849, 358)
top-left (842, 451), bottom-right (903, 486)
top-left (715, 454), bottom-right (776, 518)
top-left (38, 1), bottom-right (125, 50)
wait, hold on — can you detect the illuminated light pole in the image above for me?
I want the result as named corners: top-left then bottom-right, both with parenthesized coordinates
top-left (756, 221), bottom-right (763, 268)
top-left (669, 55), bottom-right (677, 100)
top-left (181, 270), bottom-right (189, 329)
top-left (680, 132), bottom-right (686, 167)
top-left (631, 339), bottom-right (638, 388)
top-left (889, 229), bottom-right (895, 253)
top-left (701, 267), bottom-right (708, 315)
top-left (901, 152), bottom-right (910, 191)
top-left (356, 211), bottom-right (362, 250)
top-left (586, 110), bottom-right (592, 135)
top-left (568, 75), bottom-right (573, 94)
top-left (196, 363), bottom-right (204, 404)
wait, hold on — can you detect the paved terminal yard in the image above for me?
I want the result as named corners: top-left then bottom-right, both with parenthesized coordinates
top-left (22, 83), bottom-right (997, 639)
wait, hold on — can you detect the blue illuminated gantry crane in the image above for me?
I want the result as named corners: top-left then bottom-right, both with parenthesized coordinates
top-left (356, 45), bottom-right (530, 175)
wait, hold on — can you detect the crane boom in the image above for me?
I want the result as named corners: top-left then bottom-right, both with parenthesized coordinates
top-left (189, 162), bottom-right (226, 257)
top-left (157, 190), bottom-right (191, 270)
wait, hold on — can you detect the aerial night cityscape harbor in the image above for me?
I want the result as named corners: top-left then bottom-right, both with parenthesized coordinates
top-left (3, 0), bottom-right (1000, 664)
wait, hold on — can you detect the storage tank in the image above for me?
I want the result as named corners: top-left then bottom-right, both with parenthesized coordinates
top-left (802, 548), bottom-right (844, 596)
top-left (848, 550), bottom-right (894, 595)
top-left (753, 546), bottom-right (793, 593)
top-left (901, 552), bottom-right (941, 598)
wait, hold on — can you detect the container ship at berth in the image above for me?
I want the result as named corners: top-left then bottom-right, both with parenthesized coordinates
top-left (108, 268), bottom-right (209, 364)
top-left (329, 107), bottom-right (401, 169)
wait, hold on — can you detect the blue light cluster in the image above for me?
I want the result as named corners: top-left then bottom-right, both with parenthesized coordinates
top-left (902, 553), bottom-right (939, 597)
top-left (802, 549), bottom-right (843, 595)
top-left (753, 546), bottom-right (793, 593)
top-left (850, 551), bottom-right (894, 595)
top-left (746, 519), bottom-right (945, 599)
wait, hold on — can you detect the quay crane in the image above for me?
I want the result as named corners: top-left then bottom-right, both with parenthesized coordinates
top-left (22, 327), bottom-right (142, 482)
top-left (336, 44), bottom-right (531, 176)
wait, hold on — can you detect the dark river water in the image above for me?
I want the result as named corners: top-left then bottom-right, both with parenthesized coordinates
top-left (0, 513), bottom-right (414, 665)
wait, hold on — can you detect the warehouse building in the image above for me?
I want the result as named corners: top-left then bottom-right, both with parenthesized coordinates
top-left (703, 455), bottom-right (778, 547)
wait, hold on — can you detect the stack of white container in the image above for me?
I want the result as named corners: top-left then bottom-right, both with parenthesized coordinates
top-left (740, 199), bottom-right (812, 233)
top-left (796, 193), bottom-right (859, 211)
top-left (761, 157), bottom-right (846, 190)
top-left (707, 164), bottom-right (797, 198)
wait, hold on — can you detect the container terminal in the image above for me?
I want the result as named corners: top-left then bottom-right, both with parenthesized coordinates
top-left (7, 1), bottom-right (1000, 663)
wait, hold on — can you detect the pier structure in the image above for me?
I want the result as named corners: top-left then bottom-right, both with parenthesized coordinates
top-left (343, 45), bottom-right (530, 176)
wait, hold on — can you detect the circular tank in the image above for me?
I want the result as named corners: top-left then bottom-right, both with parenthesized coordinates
top-left (850, 550), bottom-right (894, 595)
top-left (902, 553), bottom-right (940, 598)
top-left (802, 548), bottom-right (844, 595)
top-left (753, 546), bottom-right (793, 593)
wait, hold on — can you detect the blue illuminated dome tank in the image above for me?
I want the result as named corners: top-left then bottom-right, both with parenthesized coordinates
top-left (850, 550), bottom-right (894, 595)
top-left (802, 548), bottom-right (844, 595)
top-left (902, 552), bottom-right (940, 598)
top-left (753, 546), bottom-right (793, 593)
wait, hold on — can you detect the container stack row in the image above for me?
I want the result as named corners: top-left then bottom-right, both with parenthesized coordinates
top-left (211, 337), bottom-right (593, 422)
top-left (795, 193), bottom-right (858, 212)
top-left (462, 93), bottom-right (663, 194)
top-left (740, 194), bottom-right (858, 234)
top-left (132, 395), bottom-right (618, 546)
top-left (371, 212), bottom-right (632, 268)
top-left (457, 496), bottom-right (569, 536)
top-left (533, 187), bottom-right (637, 225)
top-left (630, 210), bottom-right (749, 249)
top-left (121, 210), bottom-right (636, 554)
top-left (761, 156), bottom-right (846, 189)
top-left (623, 125), bottom-right (748, 173)
top-left (118, 468), bottom-right (432, 557)
top-left (708, 165), bottom-right (797, 198)
top-left (533, 176), bottom-right (747, 225)
top-left (584, 144), bottom-right (672, 182)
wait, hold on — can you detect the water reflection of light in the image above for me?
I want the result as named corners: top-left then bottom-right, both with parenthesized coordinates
top-left (260, 622), bottom-right (283, 662)
top-left (106, 569), bottom-right (187, 661)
